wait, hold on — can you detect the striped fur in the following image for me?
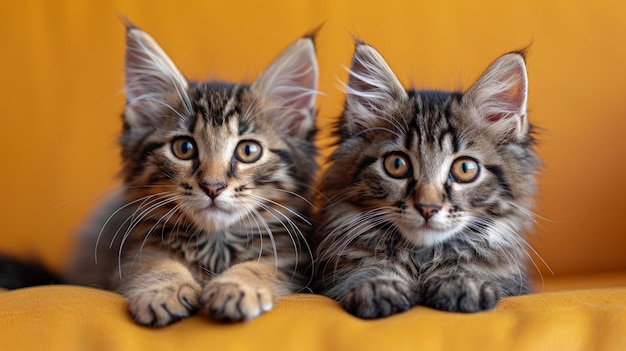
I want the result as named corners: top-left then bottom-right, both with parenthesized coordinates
top-left (313, 42), bottom-right (540, 319)
top-left (65, 23), bottom-right (319, 327)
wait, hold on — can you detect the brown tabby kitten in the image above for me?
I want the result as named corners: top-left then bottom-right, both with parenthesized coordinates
top-left (64, 23), bottom-right (319, 327)
top-left (313, 41), bottom-right (539, 319)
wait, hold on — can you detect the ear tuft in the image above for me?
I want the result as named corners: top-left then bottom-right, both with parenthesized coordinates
top-left (463, 52), bottom-right (529, 142)
top-left (342, 41), bottom-right (407, 136)
top-left (251, 35), bottom-right (319, 139)
top-left (124, 24), bottom-right (191, 130)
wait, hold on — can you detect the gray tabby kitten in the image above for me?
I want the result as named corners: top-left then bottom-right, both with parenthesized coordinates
top-left (313, 41), bottom-right (539, 319)
top-left (65, 23), bottom-right (319, 327)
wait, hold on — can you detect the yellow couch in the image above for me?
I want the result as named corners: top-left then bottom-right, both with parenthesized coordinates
top-left (1, 1), bottom-right (625, 350)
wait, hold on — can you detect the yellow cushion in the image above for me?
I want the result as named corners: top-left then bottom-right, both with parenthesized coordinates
top-left (1, 286), bottom-right (624, 350)
top-left (2, 1), bottom-right (625, 350)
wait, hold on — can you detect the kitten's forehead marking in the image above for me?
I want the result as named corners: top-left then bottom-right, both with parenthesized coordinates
top-left (221, 86), bottom-right (245, 125)
top-left (188, 83), bottom-right (245, 130)
top-left (409, 116), bottom-right (456, 184)
top-left (194, 110), bottom-right (239, 155)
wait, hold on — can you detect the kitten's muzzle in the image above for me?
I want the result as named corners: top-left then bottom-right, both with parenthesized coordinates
top-left (200, 181), bottom-right (227, 200)
top-left (415, 203), bottom-right (442, 221)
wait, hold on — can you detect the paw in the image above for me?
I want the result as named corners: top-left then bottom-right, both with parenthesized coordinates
top-left (200, 280), bottom-right (273, 322)
top-left (422, 274), bottom-right (499, 312)
top-left (340, 277), bottom-right (417, 319)
top-left (127, 279), bottom-right (202, 327)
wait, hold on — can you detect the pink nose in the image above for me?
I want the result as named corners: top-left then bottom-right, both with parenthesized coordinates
top-left (416, 203), bottom-right (441, 220)
top-left (200, 181), bottom-right (226, 200)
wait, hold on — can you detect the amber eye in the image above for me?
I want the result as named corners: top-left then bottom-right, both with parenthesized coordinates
top-left (235, 140), bottom-right (263, 163)
top-left (450, 157), bottom-right (480, 183)
top-left (383, 152), bottom-right (412, 179)
top-left (171, 137), bottom-right (197, 160)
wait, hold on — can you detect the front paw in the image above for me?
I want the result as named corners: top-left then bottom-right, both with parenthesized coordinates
top-left (200, 280), bottom-right (273, 322)
top-left (422, 274), bottom-right (499, 312)
top-left (127, 279), bottom-right (202, 327)
top-left (340, 277), bottom-right (417, 319)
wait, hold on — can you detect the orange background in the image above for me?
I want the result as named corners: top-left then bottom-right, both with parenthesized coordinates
top-left (0, 0), bottom-right (624, 286)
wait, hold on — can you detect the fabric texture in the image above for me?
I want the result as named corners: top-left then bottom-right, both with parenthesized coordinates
top-left (0, 286), bottom-right (624, 350)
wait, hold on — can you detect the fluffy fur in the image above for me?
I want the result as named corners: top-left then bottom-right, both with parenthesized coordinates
top-left (312, 42), bottom-right (540, 319)
top-left (63, 23), bottom-right (319, 327)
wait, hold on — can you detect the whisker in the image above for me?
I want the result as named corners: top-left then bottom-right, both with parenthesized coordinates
top-left (251, 196), bottom-right (313, 281)
top-left (261, 187), bottom-right (317, 210)
top-left (116, 194), bottom-right (181, 279)
top-left (95, 191), bottom-right (176, 264)
top-left (247, 193), bottom-right (311, 226)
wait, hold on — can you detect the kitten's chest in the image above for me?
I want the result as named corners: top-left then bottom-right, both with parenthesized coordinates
top-left (132, 202), bottom-right (307, 277)
top-left (162, 222), bottom-right (296, 276)
top-left (164, 230), bottom-right (250, 276)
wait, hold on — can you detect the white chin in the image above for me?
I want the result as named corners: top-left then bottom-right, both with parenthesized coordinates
top-left (194, 210), bottom-right (240, 232)
top-left (402, 226), bottom-right (461, 247)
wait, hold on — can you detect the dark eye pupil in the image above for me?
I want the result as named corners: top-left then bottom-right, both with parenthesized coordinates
top-left (181, 141), bottom-right (193, 154)
top-left (462, 162), bottom-right (469, 173)
top-left (394, 158), bottom-right (405, 169)
top-left (462, 161), bottom-right (475, 173)
top-left (244, 144), bottom-right (256, 156)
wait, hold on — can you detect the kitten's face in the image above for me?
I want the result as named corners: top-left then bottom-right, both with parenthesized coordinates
top-left (340, 95), bottom-right (530, 247)
top-left (126, 86), bottom-right (299, 231)
top-left (322, 43), bottom-right (537, 248)
top-left (120, 27), bottom-right (318, 233)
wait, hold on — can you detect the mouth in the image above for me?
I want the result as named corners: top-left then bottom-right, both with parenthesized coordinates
top-left (204, 203), bottom-right (229, 214)
top-left (419, 221), bottom-right (435, 230)
top-left (417, 219), bottom-right (448, 232)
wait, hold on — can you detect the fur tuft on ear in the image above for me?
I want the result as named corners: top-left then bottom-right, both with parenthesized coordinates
top-left (124, 22), bottom-right (192, 130)
top-left (251, 34), bottom-right (319, 139)
top-left (342, 41), bottom-right (407, 136)
top-left (463, 52), bottom-right (529, 143)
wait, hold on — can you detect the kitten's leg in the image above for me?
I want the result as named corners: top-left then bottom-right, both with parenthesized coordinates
top-left (199, 261), bottom-right (293, 322)
top-left (114, 250), bottom-right (202, 327)
top-left (326, 267), bottom-right (418, 319)
top-left (421, 271), bottom-right (529, 312)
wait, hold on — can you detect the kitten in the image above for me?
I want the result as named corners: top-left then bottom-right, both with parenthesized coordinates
top-left (313, 41), bottom-right (539, 319)
top-left (63, 23), bottom-right (319, 327)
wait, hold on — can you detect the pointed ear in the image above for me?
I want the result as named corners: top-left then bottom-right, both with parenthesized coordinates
top-left (124, 23), bottom-right (191, 130)
top-left (463, 52), bottom-right (529, 143)
top-left (250, 35), bottom-right (319, 139)
top-left (342, 41), bottom-right (408, 135)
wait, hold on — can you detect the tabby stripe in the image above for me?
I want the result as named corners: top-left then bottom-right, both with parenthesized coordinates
top-left (408, 111), bottom-right (420, 144)
top-left (444, 180), bottom-right (453, 200)
top-left (187, 106), bottom-right (200, 133)
top-left (227, 157), bottom-right (237, 178)
top-left (393, 200), bottom-right (406, 210)
top-left (134, 141), bottom-right (165, 176)
top-left (451, 133), bottom-right (461, 154)
top-left (404, 123), bottom-right (416, 150)
top-left (270, 148), bottom-right (296, 179)
top-left (223, 86), bottom-right (244, 123)
top-left (148, 171), bottom-right (166, 185)
top-left (357, 156), bottom-right (377, 174)
top-left (239, 122), bottom-right (252, 135)
top-left (404, 178), bottom-right (417, 199)
top-left (484, 165), bottom-right (513, 199)
top-left (351, 156), bottom-right (377, 185)
top-left (271, 148), bottom-right (293, 165)
top-left (204, 242), bottom-right (236, 274)
top-left (191, 158), bottom-right (201, 176)
top-left (437, 129), bottom-right (449, 151)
